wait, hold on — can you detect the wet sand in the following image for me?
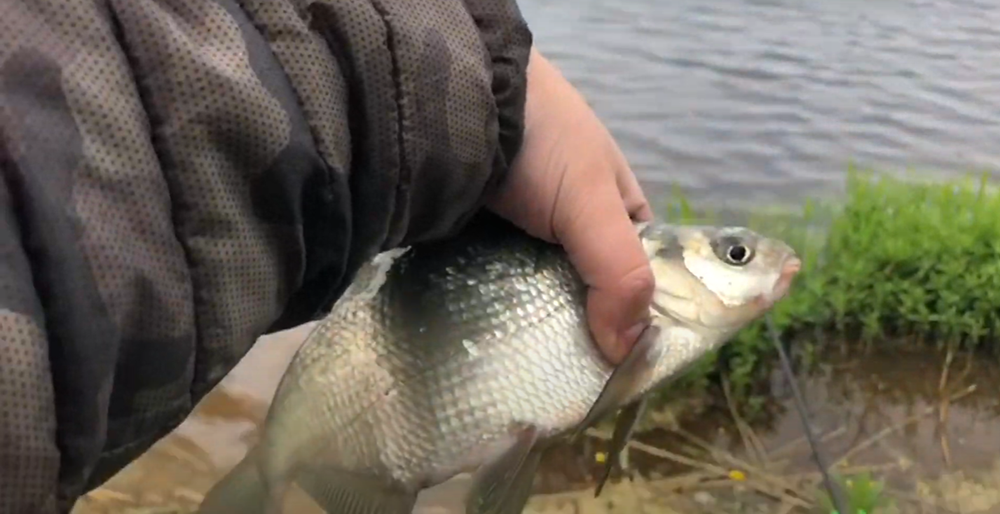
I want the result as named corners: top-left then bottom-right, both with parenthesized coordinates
top-left (73, 326), bottom-right (1000, 514)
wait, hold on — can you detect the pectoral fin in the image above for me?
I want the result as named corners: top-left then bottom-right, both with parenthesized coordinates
top-left (294, 465), bottom-right (417, 514)
top-left (573, 325), bottom-right (663, 438)
top-left (595, 396), bottom-right (647, 497)
top-left (466, 426), bottom-right (543, 514)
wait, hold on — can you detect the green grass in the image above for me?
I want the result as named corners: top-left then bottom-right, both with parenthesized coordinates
top-left (656, 168), bottom-right (1000, 410)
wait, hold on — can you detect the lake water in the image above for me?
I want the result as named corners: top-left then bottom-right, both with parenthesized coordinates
top-left (520, 0), bottom-right (1000, 209)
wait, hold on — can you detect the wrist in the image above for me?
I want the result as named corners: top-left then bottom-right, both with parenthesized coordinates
top-left (527, 47), bottom-right (584, 104)
top-left (526, 47), bottom-right (604, 134)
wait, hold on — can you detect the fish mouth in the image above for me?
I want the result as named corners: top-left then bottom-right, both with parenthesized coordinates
top-left (759, 256), bottom-right (802, 307)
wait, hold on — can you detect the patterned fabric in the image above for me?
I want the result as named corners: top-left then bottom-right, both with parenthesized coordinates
top-left (0, 0), bottom-right (532, 511)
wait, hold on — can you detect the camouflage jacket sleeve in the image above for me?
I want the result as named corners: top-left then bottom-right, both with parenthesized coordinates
top-left (0, 0), bottom-right (531, 511)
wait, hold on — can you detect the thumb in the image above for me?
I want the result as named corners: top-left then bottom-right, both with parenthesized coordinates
top-left (554, 179), bottom-right (655, 365)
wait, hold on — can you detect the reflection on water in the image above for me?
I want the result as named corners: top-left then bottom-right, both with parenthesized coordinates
top-left (74, 324), bottom-right (1000, 513)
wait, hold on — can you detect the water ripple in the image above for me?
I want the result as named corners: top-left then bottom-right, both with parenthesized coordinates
top-left (521, 0), bottom-right (1000, 208)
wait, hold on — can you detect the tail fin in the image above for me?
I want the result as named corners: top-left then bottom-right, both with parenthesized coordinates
top-left (197, 446), bottom-right (275, 514)
top-left (198, 446), bottom-right (417, 514)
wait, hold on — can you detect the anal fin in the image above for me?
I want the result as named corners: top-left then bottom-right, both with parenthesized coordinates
top-left (466, 425), bottom-right (543, 514)
top-left (595, 396), bottom-right (647, 497)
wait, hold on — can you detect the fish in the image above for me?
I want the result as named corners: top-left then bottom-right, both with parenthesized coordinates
top-left (195, 213), bottom-right (801, 514)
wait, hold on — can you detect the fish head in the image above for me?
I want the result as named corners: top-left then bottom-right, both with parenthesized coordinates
top-left (638, 222), bottom-right (801, 332)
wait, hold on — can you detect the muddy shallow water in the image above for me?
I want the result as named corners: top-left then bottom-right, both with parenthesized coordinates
top-left (73, 325), bottom-right (1000, 514)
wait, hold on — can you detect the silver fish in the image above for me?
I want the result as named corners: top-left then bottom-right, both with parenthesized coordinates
top-left (197, 215), bottom-right (801, 514)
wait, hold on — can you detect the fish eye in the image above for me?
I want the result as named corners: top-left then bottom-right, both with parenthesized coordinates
top-left (712, 234), bottom-right (756, 266)
top-left (724, 244), bottom-right (753, 265)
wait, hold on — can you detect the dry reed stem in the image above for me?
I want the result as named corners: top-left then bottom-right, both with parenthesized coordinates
top-left (666, 426), bottom-right (801, 499)
top-left (721, 374), bottom-right (769, 469)
top-left (584, 376), bottom-right (980, 514)
top-left (584, 428), bottom-right (814, 509)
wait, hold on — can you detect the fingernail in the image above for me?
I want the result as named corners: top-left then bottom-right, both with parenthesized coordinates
top-left (620, 321), bottom-right (649, 349)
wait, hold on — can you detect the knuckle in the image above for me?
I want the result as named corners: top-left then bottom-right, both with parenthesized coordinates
top-left (620, 262), bottom-right (656, 302)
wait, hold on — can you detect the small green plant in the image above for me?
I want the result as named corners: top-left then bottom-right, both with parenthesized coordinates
top-left (817, 471), bottom-right (896, 514)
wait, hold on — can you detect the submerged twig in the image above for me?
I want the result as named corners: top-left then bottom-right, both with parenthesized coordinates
top-left (768, 425), bottom-right (848, 461)
top-left (766, 314), bottom-right (851, 514)
top-left (584, 427), bottom-right (813, 509)
top-left (665, 426), bottom-right (806, 500)
top-left (938, 344), bottom-right (956, 469)
top-left (938, 344), bottom-right (955, 393)
top-left (832, 384), bottom-right (976, 468)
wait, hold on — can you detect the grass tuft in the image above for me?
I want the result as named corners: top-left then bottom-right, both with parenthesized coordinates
top-left (817, 471), bottom-right (897, 514)
top-left (657, 168), bottom-right (1000, 411)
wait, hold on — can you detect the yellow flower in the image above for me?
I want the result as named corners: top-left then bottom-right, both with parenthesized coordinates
top-left (728, 469), bottom-right (747, 481)
top-left (595, 452), bottom-right (607, 463)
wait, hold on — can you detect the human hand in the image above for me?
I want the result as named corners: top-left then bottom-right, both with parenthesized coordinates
top-left (486, 47), bottom-right (654, 365)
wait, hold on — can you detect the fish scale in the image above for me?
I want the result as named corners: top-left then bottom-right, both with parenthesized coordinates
top-left (383, 243), bottom-right (601, 486)
top-left (197, 214), bottom-right (800, 514)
